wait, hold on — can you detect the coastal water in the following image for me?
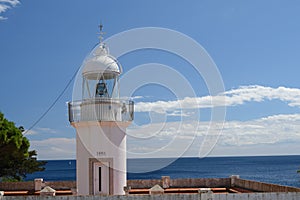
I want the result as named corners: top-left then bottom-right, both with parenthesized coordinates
top-left (25, 155), bottom-right (300, 188)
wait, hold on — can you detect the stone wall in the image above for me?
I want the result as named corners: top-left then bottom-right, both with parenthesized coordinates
top-left (0, 182), bottom-right (34, 191)
top-left (126, 178), bottom-right (230, 189)
top-left (1, 177), bottom-right (300, 194)
top-left (45, 181), bottom-right (76, 190)
top-left (127, 179), bottom-right (162, 189)
top-left (1, 177), bottom-right (300, 192)
top-left (0, 181), bottom-right (76, 191)
top-left (234, 178), bottom-right (300, 193)
top-left (170, 178), bottom-right (230, 188)
top-left (1, 192), bottom-right (300, 200)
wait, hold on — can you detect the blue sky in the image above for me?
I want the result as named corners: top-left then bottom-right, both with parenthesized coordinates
top-left (1, 0), bottom-right (300, 159)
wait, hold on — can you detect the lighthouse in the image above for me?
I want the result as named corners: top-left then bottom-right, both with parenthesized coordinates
top-left (68, 26), bottom-right (134, 195)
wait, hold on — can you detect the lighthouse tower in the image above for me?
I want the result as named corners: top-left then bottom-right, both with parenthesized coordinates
top-left (68, 27), bottom-right (134, 195)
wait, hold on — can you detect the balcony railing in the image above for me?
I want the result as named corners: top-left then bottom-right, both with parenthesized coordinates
top-left (68, 98), bottom-right (134, 123)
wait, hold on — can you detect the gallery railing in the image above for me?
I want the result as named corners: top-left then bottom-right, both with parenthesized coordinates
top-left (68, 98), bottom-right (134, 122)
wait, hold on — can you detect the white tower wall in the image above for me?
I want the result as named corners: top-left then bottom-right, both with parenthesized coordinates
top-left (74, 121), bottom-right (128, 195)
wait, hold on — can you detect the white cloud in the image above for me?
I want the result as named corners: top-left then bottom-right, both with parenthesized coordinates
top-left (0, 4), bottom-right (9, 13)
top-left (135, 85), bottom-right (300, 114)
top-left (24, 127), bottom-right (58, 136)
top-left (120, 96), bottom-right (144, 100)
top-left (29, 85), bottom-right (300, 159)
top-left (166, 110), bottom-right (192, 117)
top-left (259, 113), bottom-right (300, 122)
top-left (131, 96), bottom-right (144, 100)
top-left (220, 113), bottom-right (300, 146)
top-left (30, 138), bottom-right (76, 160)
top-left (0, 0), bottom-right (20, 19)
top-left (0, 0), bottom-right (20, 7)
top-left (223, 85), bottom-right (300, 107)
top-left (36, 127), bottom-right (57, 134)
top-left (209, 142), bottom-right (300, 157)
top-left (28, 113), bottom-right (300, 159)
top-left (127, 113), bottom-right (300, 158)
top-left (23, 129), bottom-right (38, 135)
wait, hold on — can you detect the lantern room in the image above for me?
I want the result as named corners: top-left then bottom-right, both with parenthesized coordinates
top-left (82, 43), bottom-right (121, 100)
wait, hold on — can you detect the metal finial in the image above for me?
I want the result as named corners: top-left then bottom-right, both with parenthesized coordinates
top-left (98, 23), bottom-right (105, 43)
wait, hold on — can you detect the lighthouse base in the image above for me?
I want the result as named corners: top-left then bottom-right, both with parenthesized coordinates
top-left (73, 121), bottom-right (128, 195)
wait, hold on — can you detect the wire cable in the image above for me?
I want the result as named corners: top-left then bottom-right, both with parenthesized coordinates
top-left (23, 65), bottom-right (81, 135)
top-left (23, 42), bottom-right (101, 135)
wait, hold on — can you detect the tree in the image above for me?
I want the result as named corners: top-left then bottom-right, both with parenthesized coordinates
top-left (0, 112), bottom-right (46, 181)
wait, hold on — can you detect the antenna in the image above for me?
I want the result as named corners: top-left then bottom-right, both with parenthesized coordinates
top-left (98, 23), bottom-right (105, 43)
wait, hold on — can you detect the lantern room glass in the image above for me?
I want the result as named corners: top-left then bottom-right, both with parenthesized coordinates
top-left (82, 73), bottom-right (120, 100)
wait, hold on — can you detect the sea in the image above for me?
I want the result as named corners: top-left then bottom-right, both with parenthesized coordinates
top-left (25, 155), bottom-right (300, 188)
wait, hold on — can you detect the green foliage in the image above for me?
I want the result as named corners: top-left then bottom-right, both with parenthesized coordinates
top-left (0, 112), bottom-right (46, 181)
top-left (1, 177), bottom-right (19, 182)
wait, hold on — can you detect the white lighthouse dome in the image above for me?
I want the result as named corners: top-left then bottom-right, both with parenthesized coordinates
top-left (82, 44), bottom-right (122, 80)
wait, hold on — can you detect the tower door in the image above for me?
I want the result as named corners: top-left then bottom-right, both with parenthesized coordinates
top-left (93, 162), bottom-right (109, 195)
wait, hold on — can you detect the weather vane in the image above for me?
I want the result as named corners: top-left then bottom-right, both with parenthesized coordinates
top-left (98, 23), bottom-right (105, 43)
